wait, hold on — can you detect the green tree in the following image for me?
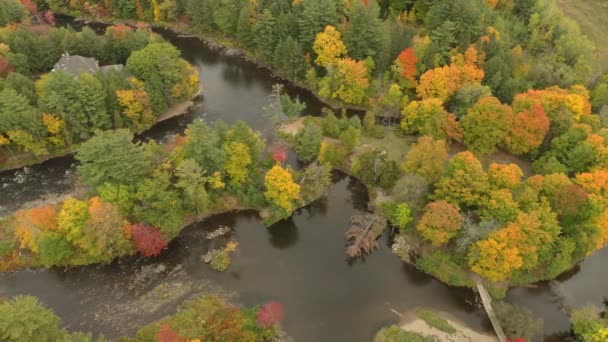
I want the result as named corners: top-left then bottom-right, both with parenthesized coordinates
top-left (175, 159), bottom-right (209, 214)
top-left (0, 87), bottom-right (42, 136)
top-left (0, 295), bottom-right (64, 342)
top-left (352, 147), bottom-right (400, 189)
top-left (76, 129), bottom-right (152, 188)
top-left (296, 122), bottom-right (323, 162)
top-left (297, 0), bottom-right (339, 52)
top-left (343, 0), bottom-right (382, 61)
top-left (133, 172), bottom-right (185, 236)
top-left (273, 36), bottom-right (307, 80)
top-left (182, 119), bottom-right (226, 175)
top-left (223, 141), bottom-right (252, 187)
top-left (494, 302), bottom-right (544, 341)
top-left (0, 0), bottom-right (26, 26)
top-left (339, 126), bottom-right (360, 153)
top-left (125, 42), bottom-right (192, 112)
top-left (37, 232), bottom-right (73, 267)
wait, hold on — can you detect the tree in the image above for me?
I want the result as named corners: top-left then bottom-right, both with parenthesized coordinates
top-left (461, 97), bottom-right (513, 155)
top-left (313, 25), bottom-right (347, 68)
top-left (133, 173), bottom-right (185, 236)
top-left (400, 98), bottom-right (448, 139)
top-left (0, 0), bottom-right (26, 26)
top-left (504, 103), bottom-right (550, 155)
top-left (37, 232), bottom-right (72, 267)
top-left (468, 224), bottom-right (525, 281)
top-left (385, 202), bottom-right (412, 232)
top-left (339, 126), bottom-right (360, 153)
top-left (402, 136), bottom-right (448, 181)
top-left (433, 152), bottom-right (489, 207)
top-left (395, 47), bottom-right (418, 87)
top-left (157, 324), bottom-right (185, 342)
top-left (330, 58), bottom-right (370, 105)
top-left (125, 42), bottom-right (193, 112)
top-left (416, 201), bottom-right (462, 246)
top-left (182, 120), bottom-right (225, 175)
top-left (76, 129), bottom-right (152, 188)
top-left (257, 301), bottom-right (285, 328)
top-left (298, 0), bottom-right (339, 52)
top-left (264, 165), bottom-right (300, 213)
top-left (318, 141), bottom-right (346, 168)
top-left (131, 223), bottom-right (168, 257)
top-left (342, 0), bottom-right (382, 61)
top-left (0, 295), bottom-right (64, 342)
top-left (0, 87), bottom-right (42, 137)
top-left (487, 163), bottom-right (523, 190)
top-left (351, 147), bottom-right (400, 189)
top-left (495, 302), bottom-right (544, 341)
top-left (175, 159), bottom-right (209, 214)
top-left (79, 197), bottom-right (131, 261)
top-left (116, 78), bottom-right (155, 129)
top-left (295, 122), bottom-right (323, 162)
top-left (223, 141), bottom-right (252, 187)
top-left (57, 197), bottom-right (90, 244)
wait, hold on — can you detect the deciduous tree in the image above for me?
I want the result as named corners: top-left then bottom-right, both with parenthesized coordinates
top-left (416, 201), bottom-right (462, 246)
top-left (402, 136), bottom-right (448, 181)
top-left (264, 165), bottom-right (300, 213)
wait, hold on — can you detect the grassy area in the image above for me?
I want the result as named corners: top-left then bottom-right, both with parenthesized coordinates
top-left (359, 129), bottom-right (417, 163)
top-left (556, 0), bottom-right (608, 72)
top-left (415, 309), bottom-right (458, 335)
top-left (374, 325), bottom-right (436, 342)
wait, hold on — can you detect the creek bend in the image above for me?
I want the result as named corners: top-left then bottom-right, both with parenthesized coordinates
top-left (0, 18), bottom-right (606, 341)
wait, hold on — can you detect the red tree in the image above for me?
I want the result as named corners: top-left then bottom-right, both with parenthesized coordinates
top-left (131, 223), bottom-right (168, 257)
top-left (157, 324), bottom-right (184, 342)
top-left (396, 48), bottom-right (418, 85)
top-left (21, 0), bottom-right (37, 13)
top-left (0, 57), bottom-right (13, 78)
top-left (257, 301), bottom-right (285, 328)
top-left (44, 11), bottom-right (55, 26)
top-left (271, 145), bottom-right (287, 164)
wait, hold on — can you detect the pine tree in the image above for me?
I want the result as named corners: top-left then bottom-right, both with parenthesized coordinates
top-left (343, 0), bottom-right (382, 61)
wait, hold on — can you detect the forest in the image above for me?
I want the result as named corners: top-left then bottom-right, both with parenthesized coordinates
top-left (1, 0), bottom-right (608, 340)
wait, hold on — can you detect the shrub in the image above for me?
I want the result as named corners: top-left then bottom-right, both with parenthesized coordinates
top-left (257, 301), bottom-right (284, 328)
top-left (295, 122), bottom-right (323, 162)
top-left (374, 325), bottom-right (432, 342)
top-left (494, 302), bottom-right (543, 341)
top-left (210, 250), bottom-right (231, 272)
top-left (415, 309), bottom-right (457, 334)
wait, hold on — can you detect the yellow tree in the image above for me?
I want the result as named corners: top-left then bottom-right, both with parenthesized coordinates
top-left (402, 136), bottom-right (448, 181)
top-left (223, 141), bottom-right (252, 187)
top-left (116, 78), bottom-right (154, 128)
top-left (468, 224), bottom-right (524, 281)
top-left (264, 165), bottom-right (300, 213)
top-left (416, 200), bottom-right (462, 246)
top-left (313, 25), bottom-right (347, 68)
top-left (487, 163), bottom-right (523, 190)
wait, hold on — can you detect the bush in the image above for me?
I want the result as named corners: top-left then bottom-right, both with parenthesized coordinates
top-left (416, 251), bottom-right (473, 287)
top-left (210, 250), bottom-right (231, 272)
top-left (352, 147), bottom-right (400, 189)
top-left (131, 224), bottom-right (168, 257)
top-left (374, 325), bottom-right (433, 342)
top-left (415, 309), bottom-right (457, 334)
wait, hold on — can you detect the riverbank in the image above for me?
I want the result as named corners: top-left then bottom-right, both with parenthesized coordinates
top-left (0, 90), bottom-right (202, 173)
top-left (399, 310), bottom-right (495, 342)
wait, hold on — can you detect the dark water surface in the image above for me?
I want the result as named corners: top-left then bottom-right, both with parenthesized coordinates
top-left (0, 17), bottom-right (606, 341)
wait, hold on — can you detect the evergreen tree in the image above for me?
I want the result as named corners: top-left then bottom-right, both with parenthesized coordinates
top-left (297, 0), bottom-right (339, 52)
top-left (273, 36), bottom-right (307, 80)
top-left (0, 87), bottom-right (41, 136)
top-left (343, 0), bottom-right (382, 61)
top-left (253, 9), bottom-right (277, 61)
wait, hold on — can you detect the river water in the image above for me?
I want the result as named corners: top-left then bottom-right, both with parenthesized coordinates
top-left (0, 18), bottom-right (606, 341)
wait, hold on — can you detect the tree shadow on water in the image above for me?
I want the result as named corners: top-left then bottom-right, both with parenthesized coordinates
top-left (267, 217), bottom-right (299, 250)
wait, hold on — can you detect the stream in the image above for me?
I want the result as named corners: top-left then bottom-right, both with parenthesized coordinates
top-left (0, 17), bottom-right (606, 341)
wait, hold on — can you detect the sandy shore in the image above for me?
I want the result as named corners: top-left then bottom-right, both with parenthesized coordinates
top-left (399, 311), bottom-right (497, 342)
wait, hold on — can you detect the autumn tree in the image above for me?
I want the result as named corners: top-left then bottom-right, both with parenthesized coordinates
top-left (416, 201), bottom-right (462, 246)
top-left (468, 225), bottom-right (524, 282)
top-left (56, 197), bottom-right (90, 244)
top-left (461, 97), bottom-right (513, 155)
top-left (78, 197), bottom-right (131, 261)
top-left (257, 301), bottom-right (285, 328)
top-left (395, 47), bottom-right (418, 87)
top-left (319, 58), bottom-right (370, 105)
top-left (313, 25), bottom-right (347, 68)
top-left (433, 152), bottom-right (489, 207)
top-left (75, 129), bottom-right (152, 188)
top-left (402, 136), bottom-right (448, 181)
top-left (116, 77), bottom-right (154, 129)
top-left (487, 163), bottom-right (524, 190)
top-left (223, 141), bottom-right (252, 188)
top-left (504, 102), bottom-right (550, 155)
top-left (400, 98), bottom-right (449, 140)
top-left (264, 165), bottom-right (301, 213)
top-left (131, 223), bottom-right (168, 257)
top-left (416, 47), bottom-right (485, 102)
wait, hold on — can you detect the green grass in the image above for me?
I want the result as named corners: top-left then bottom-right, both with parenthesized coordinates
top-left (415, 309), bottom-right (458, 335)
top-left (359, 129), bottom-right (417, 164)
top-left (556, 0), bottom-right (608, 72)
top-left (374, 325), bottom-right (436, 342)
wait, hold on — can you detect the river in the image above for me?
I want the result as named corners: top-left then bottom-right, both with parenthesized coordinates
top-left (0, 18), bottom-right (606, 341)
